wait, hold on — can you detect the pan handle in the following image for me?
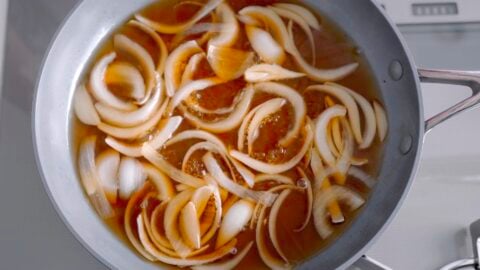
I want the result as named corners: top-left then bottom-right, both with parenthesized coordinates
top-left (418, 68), bottom-right (480, 132)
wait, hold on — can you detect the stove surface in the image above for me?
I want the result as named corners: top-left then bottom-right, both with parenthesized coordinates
top-left (1, 1), bottom-right (480, 270)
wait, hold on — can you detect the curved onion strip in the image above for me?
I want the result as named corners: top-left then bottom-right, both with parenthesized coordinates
top-left (221, 194), bottom-right (238, 214)
top-left (164, 189), bottom-right (194, 257)
top-left (245, 64), bottom-right (305, 83)
top-left (105, 62), bottom-right (146, 100)
top-left (187, 93), bottom-right (240, 115)
top-left (348, 166), bottom-right (376, 188)
top-left (180, 202), bottom-right (201, 249)
top-left (171, 77), bottom-right (224, 112)
top-left (142, 163), bottom-right (175, 201)
top-left (104, 137), bottom-right (142, 158)
top-left (268, 189), bottom-right (291, 263)
top-left (273, 3), bottom-right (320, 30)
top-left (200, 185), bottom-right (223, 245)
top-left (181, 53), bottom-right (206, 87)
top-left (314, 105), bottom-right (347, 168)
top-left (313, 185), bottom-right (365, 239)
top-left (74, 84), bottom-right (100, 126)
top-left (294, 167), bottom-right (313, 232)
top-left (181, 86), bottom-right (255, 133)
top-left (269, 6), bottom-right (316, 65)
top-left (191, 186), bottom-right (215, 217)
top-left (142, 144), bottom-right (205, 188)
top-left (207, 45), bottom-right (254, 81)
top-left (125, 183), bottom-right (156, 261)
top-left (95, 149), bottom-right (120, 204)
top-left (149, 116), bottom-right (183, 150)
top-left (324, 96), bottom-right (343, 154)
top-left (167, 130), bottom-right (225, 150)
top-left (150, 203), bottom-right (174, 249)
top-left (245, 25), bottom-right (285, 65)
top-left (230, 159), bottom-right (256, 188)
top-left (134, 0), bottom-right (222, 34)
top-left (118, 157), bottom-right (147, 200)
top-left (373, 101), bottom-right (388, 142)
top-left (192, 241), bottom-right (254, 270)
top-left (254, 82), bottom-right (306, 146)
top-left (114, 34), bottom-right (156, 104)
top-left (247, 98), bottom-right (286, 154)
top-left (237, 101), bottom-right (263, 151)
top-left (165, 40), bottom-right (203, 97)
top-left (209, 3), bottom-right (239, 47)
top-left (216, 199), bottom-right (254, 248)
top-left (95, 76), bottom-right (163, 127)
top-left (176, 184), bottom-right (190, 192)
top-left (306, 84), bottom-right (362, 144)
top-left (203, 152), bottom-right (276, 206)
top-left (78, 136), bottom-right (114, 218)
top-left (184, 23), bottom-right (224, 36)
top-left (230, 123), bottom-right (313, 174)
top-left (89, 52), bottom-right (136, 111)
top-left (334, 119), bottom-right (354, 185)
top-left (255, 174), bottom-right (294, 185)
top-left (98, 99), bottom-right (168, 140)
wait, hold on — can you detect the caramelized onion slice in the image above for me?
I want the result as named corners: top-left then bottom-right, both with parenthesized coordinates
top-left (96, 149), bottom-right (120, 204)
top-left (245, 25), bottom-right (285, 65)
top-left (314, 105), bottom-right (346, 168)
top-left (142, 163), bottom-right (176, 201)
top-left (207, 45), bottom-right (254, 81)
top-left (74, 84), bottom-right (100, 126)
top-left (209, 3), bottom-right (239, 47)
top-left (134, 0), bottom-right (222, 34)
top-left (118, 157), bottom-right (147, 200)
top-left (105, 62), bottom-right (146, 101)
top-left (164, 189), bottom-right (194, 257)
top-left (216, 199), bottom-right (254, 248)
top-left (171, 77), bottom-right (224, 112)
top-left (191, 241), bottom-right (254, 270)
top-left (245, 64), bottom-right (305, 83)
top-left (181, 53), bottom-right (206, 87)
top-left (373, 101), bottom-right (388, 142)
top-left (180, 202), bottom-right (201, 249)
top-left (268, 189), bottom-right (291, 263)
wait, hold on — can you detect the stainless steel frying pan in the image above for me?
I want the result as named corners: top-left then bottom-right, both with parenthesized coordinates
top-left (32, 0), bottom-right (480, 269)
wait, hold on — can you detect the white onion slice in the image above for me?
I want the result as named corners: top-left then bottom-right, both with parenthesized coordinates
top-left (181, 86), bottom-right (255, 133)
top-left (254, 82), bottom-right (306, 146)
top-left (170, 77), bottom-right (224, 112)
top-left (216, 199), bottom-right (254, 248)
top-left (313, 186), bottom-right (364, 239)
top-left (347, 166), bottom-right (376, 188)
top-left (200, 185), bottom-right (223, 245)
top-left (207, 45), bottom-right (254, 81)
top-left (104, 138), bottom-right (141, 158)
top-left (118, 157), bottom-right (147, 200)
top-left (134, 0), bottom-right (222, 34)
top-left (96, 149), bottom-right (120, 204)
top-left (373, 101), bottom-right (388, 142)
top-left (74, 84), bottom-right (100, 126)
top-left (164, 189), bottom-right (194, 257)
top-left (165, 40), bottom-right (203, 97)
top-left (230, 159), bottom-right (256, 188)
top-left (191, 186), bottom-right (215, 217)
top-left (272, 3), bottom-right (320, 30)
top-left (78, 136), bottom-right (114, 218)
top-left (268, 189), bottom-right (291, 263)
top-left (255, 174), bottom-right (294, 185)
top-left (209, 3), bottom-right (239, 47)
top-left (245, 25), bottom-right (285, 65)
top-left (89, 52), bottom-right (136, 111)
top-left (166, 129), bottom-right (225, 150)
top-left (191, 241), bottom-right (253, 270)
top-left (150, 203), bottom-right (174, 250)
top-left (149, 116), bottom-right (183, 150)
top-left (247, 98), bottom-right (286, 154)
top-left (181, 141), bottom-right (220, 172)
top-left (142, 163), bottom-right (175, 201)
top-left (105, 62), bottom-right (146, 101)
top-left (180, 202), bottom-right (201, 249)
top-left (237, 101), bottom-right (263, 152)
top-left (181, 53), bottom-right (206, 87)
top-left (294, 167), bottom-right (313, 232)
top-left (335, 119), bottom-right (354, 184)
top-left (176, 184), bottom-right (190, 192)
top-left (230, 123), bottom-right (313, 174)
top-left (244, 64), bottom-right (305, 83)
top-left (314, 105), bottom-right (346, 168)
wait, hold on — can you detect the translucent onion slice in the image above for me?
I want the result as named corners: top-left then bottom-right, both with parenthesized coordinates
top-left (96, 149), bottom-right (120, 204)
top-left (134, 0), bottom-right (222, 34)
top-left (314, 105), bottom-right (347, 168)
top-left (181, 53), bottom-right (206, 87)
top-left (150, 203), bottom-right (174, 250)
top-left (105, 62), bottom-right (146, 101)
top-left (245, 25), bottom-right (285, 65)
top-left (180, 202), bottom-right (201, 249)
top-left (165, 40), bottom-right (203, 97)
top-left (95, 76), bottom-right (163, 127)
top-left (334, 119), bottom-right (354, 185)
top-left (306, 84), bottom-right (362, 144)
top-left (324, 96), bottom-right (344, 154)
top-left (272, 3), bottom-right (320, 30)
top-left (164, 189), bottom-right (194, 257)
top-left (294, 167), bottom-right (313, 232)
top-left (74, 84), bottom-right (100, 126)
top-left (268, 189), bottom-right (291, 263)
top-left (254, 82), bottom-right (306, 146)
top-left (244, 64), bottom-right (305, 83)
top-left (237, 100), bottom-right (264, 152)
top-left (181, 86), bottom-right (255, 133)
top-left (191, 186), bottom-right (215, 217)
top-left (78, 136), bottom-right (114, 218)
top-left (142, 143), bottom-right (205, 188)
top-left (183, 23), bottom-right (224, 37)
top-left (176, 184), bottom-right (190, 192)
top-left (142, 163), bottom-right (175, 201)
top-left (230, 123), bottom-right (313, 174)
top-left (114, 34), bottom-right (156, 104)
top-left (313, 185), bottom-right (365, 239)
top-left (207, 45), bottom-right (254, 81)
top-left (98, 98), bottom-right (168, 140)
top-left (247, 98), bottom-right (286, 154)
top-left (216, 199), bottom-right (254, 248)
top-left (89, 52), bottom-right (136, 111)
top-left (221, 195), bottom-right (239, 214)
top-left (191, 241), bottom-right (254, 270)
top-left (254, 174), bottom-right (294, 185)
top-left (373, 101), bottom-right (388, 142)
top-left (118, 157), bottom-right (147, 200)
top-left (348, 166), bottom-right (376, 188)
top-left (170, 77), bottom-right (224, 112)
top-left (199, 185), bottom-right (223, 245)
top-left (209, 3), bottom-right (239, 47)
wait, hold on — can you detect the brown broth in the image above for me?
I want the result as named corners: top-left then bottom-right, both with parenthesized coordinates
top-left (71, 0), bottom-right (384, 269)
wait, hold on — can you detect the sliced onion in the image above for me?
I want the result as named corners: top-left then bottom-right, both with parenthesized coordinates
top-left (191, 186), bottom-right (215, 217)
top-left (170, 77), bottom-right (224, 112)
top-left (176, 184), bottom-right (190, 192)
top-left (149, 116), bottom-right (183, 150)
top-left (230, 159), bottom-right (256, 188)
top-left (216, 199), bottom-right (254, 248)
top-left (255, 174), bottom-right (294, 185)
top-left (181, 141), bottom-right (225, 171)
top-left (268, 189), bottom-right (291, 263)
top-left (187, 93), bottom-right (240, 115)
top-left (294, 167), bottom-right (313, 232)
top-left (200, 184), bottom-right (223, 245)
top-left (95, 76), bottom-right (163, 127)
top-left (180, 202), bottom-right (201, 249)
top-left (373, 101), bottom-right (388, 142)
top-left (114, 34), bottom-right (156, 104)
top-left (142, 163), bottom-right (176, 201)
top-left (207, 45), bottom-right (254, 81)
top-left (74, 84), bottom-right (100, 126)
top-left (245, 25), bottom-right (285, 65)
top-left (313, 185), bottom-right (364, 239)
top-left (181, 53), bottom-right (206, 87)
top-left (314, 105), bottom-right (347, 168)
top-left (96, 149), bottom-right (120, 204)
top-left (348, 166), bottom-right (376, 188)
top-left (134, 0), bottom-right (222, 34)
top-left (105, 62), bottom-right (146, 101)
top-left (89, 52), bottom-right (136, 111)
top-left (166, 129), bottom-right (226, 150)
top-left (273, 3), bottom-right (320, 30)
top-left (78, 136), bottom-right (114, 218)
top-left (254, 82), bottom-right (306, 146)
top-left (118, 157), bottom-right (147, 200)
top-left (237, 100), bottom-right (263, 152)
top-left (191, 241), bottom-right (253, 270)
top-left (164, 189), bottom-right (194, 257)
top-left (230, 123), bottom-right (313, 174)
top-left (150, 203), bottom-right (174, 250)
top-left (237, 14), bottom-right (261, 26)
top-left (181, 86), bottom-right (255, 133)
top-left (247, 98), bottom-right (286, 154)
top-left (244, 64), bottom-right (305, 83)
top-left (221, 195), bottom-right (238, 214)
top-left (334, 119), bottom-right (354, 185)
top-left (165, 40), bottom-right (203, 97)
top-left (324, 96), bottom-right (344, 153)
top-left (142, 143), bottom-right (205, 188)
top-left (104, 137), bottom-right (141, 158)
top-left (209, 3), bottom-right (239, 47)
